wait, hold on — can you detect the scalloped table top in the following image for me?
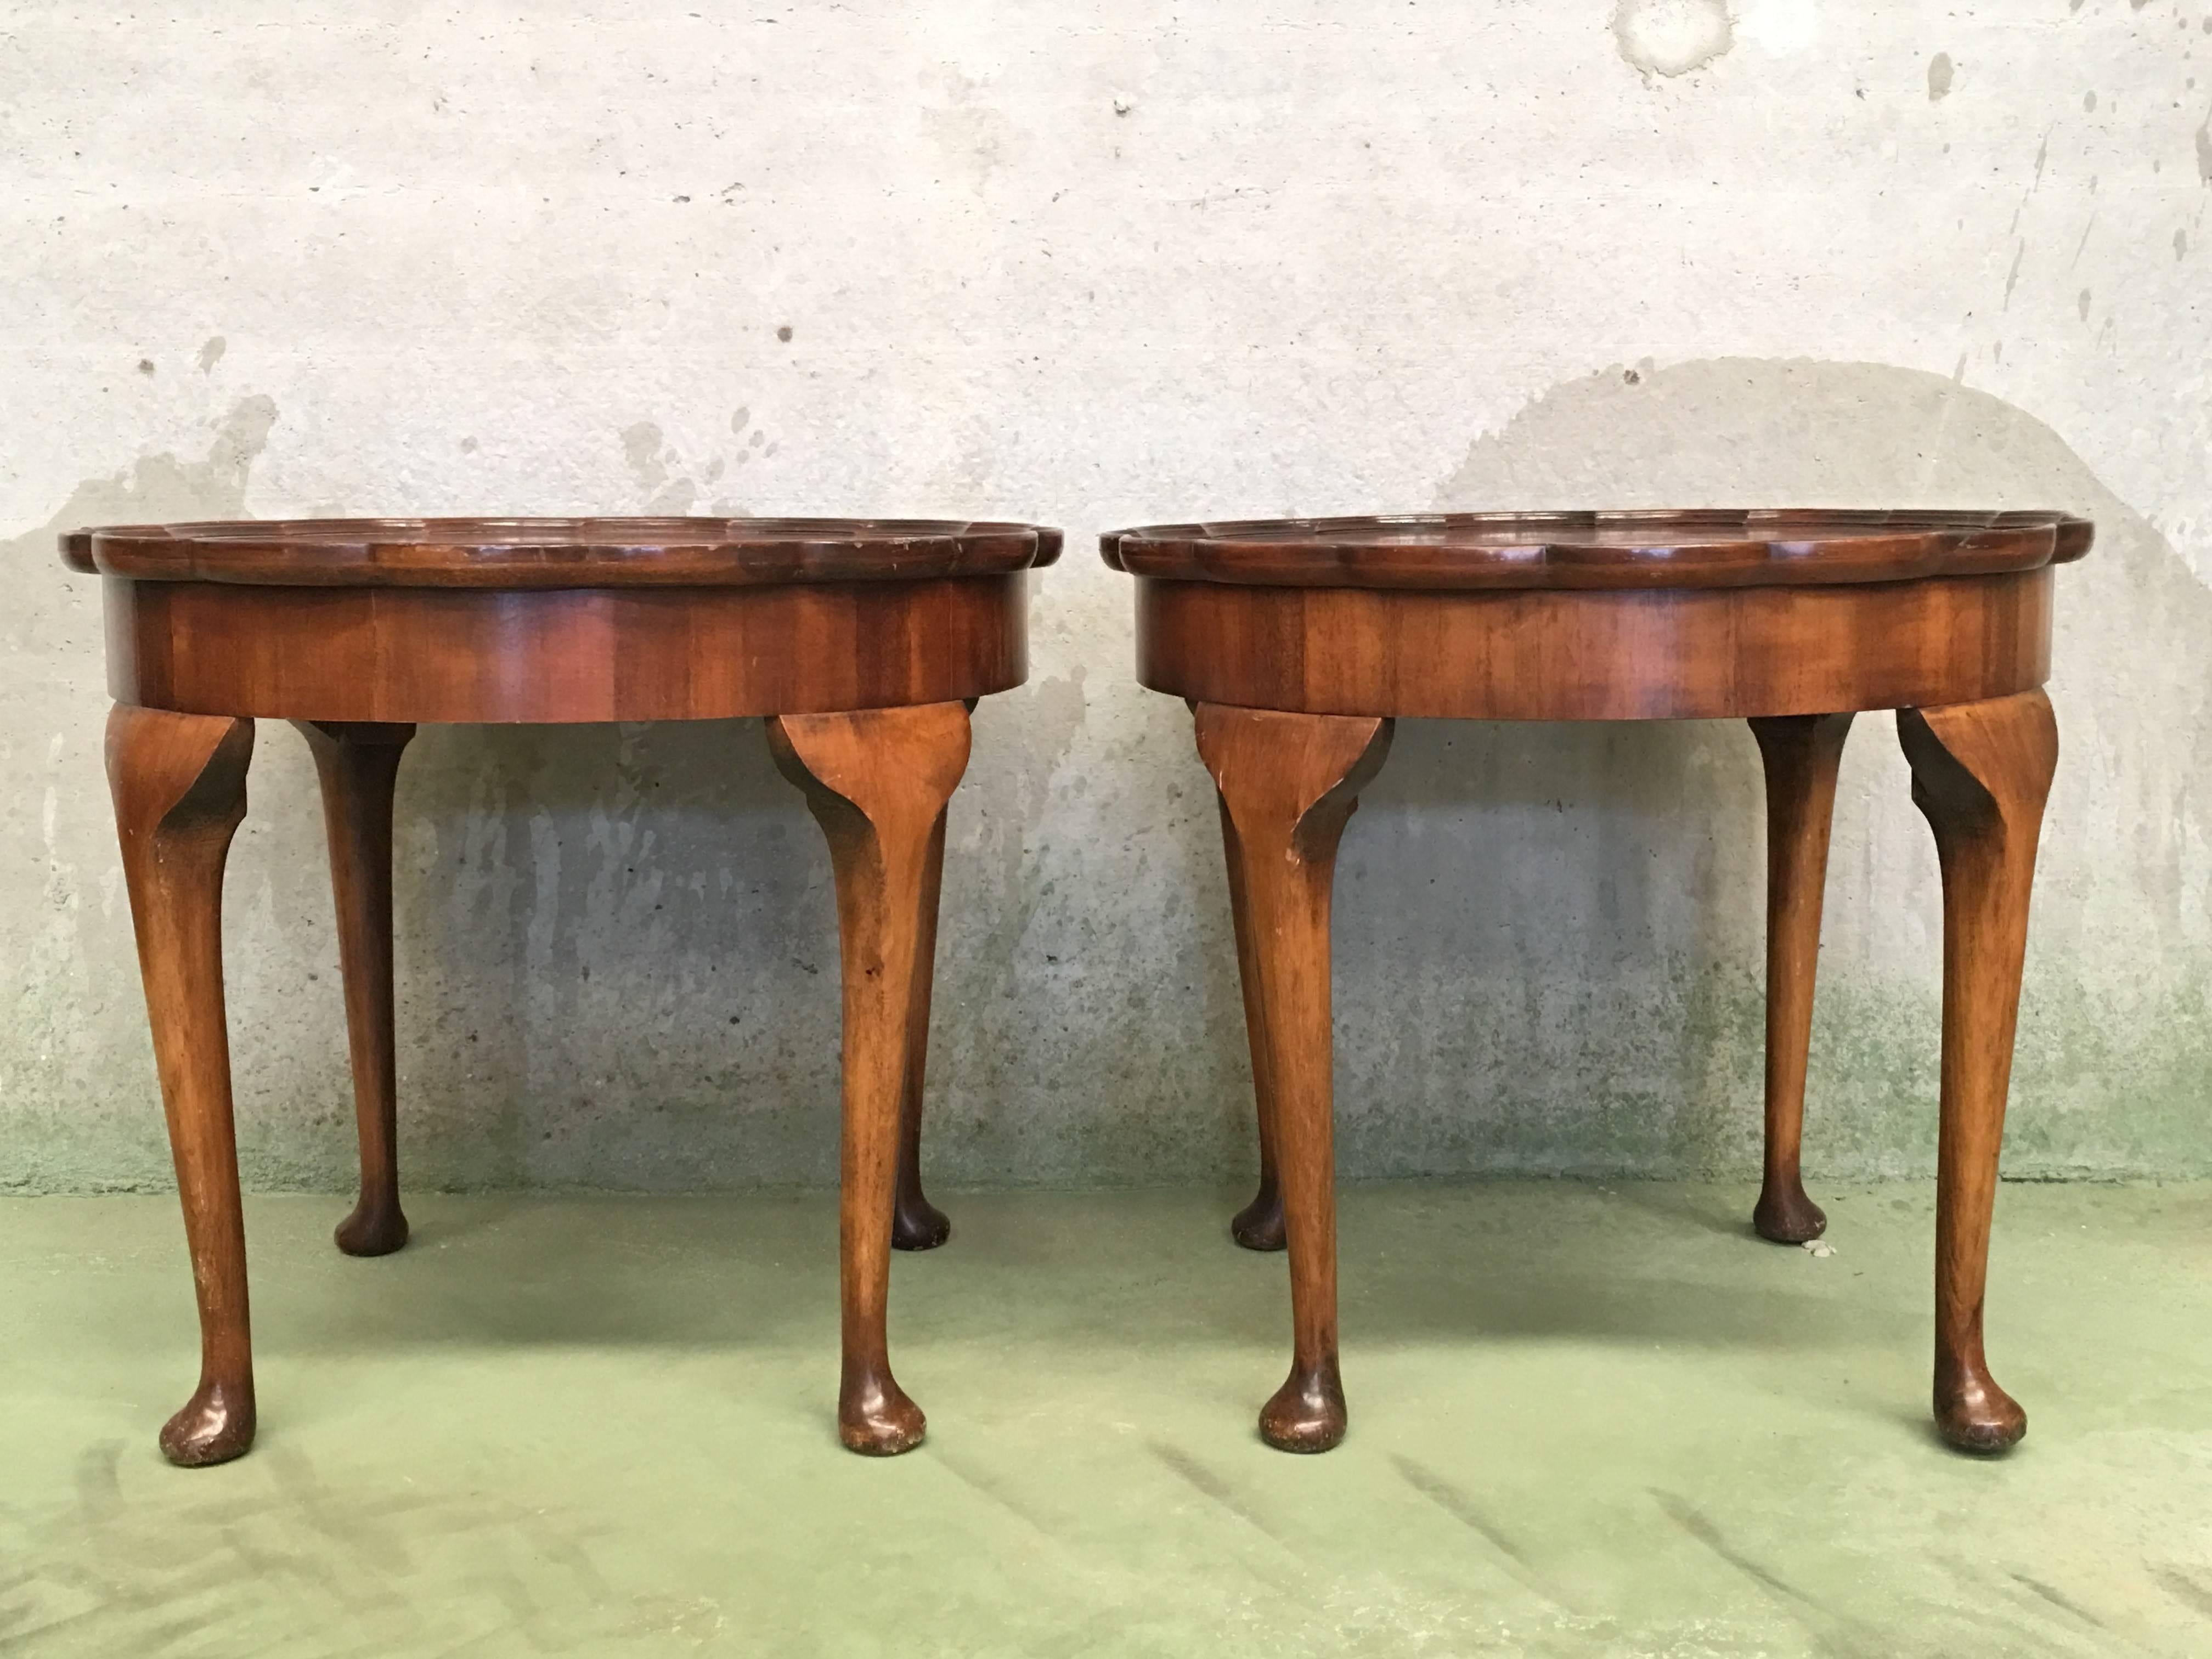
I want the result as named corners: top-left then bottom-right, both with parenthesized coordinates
top-left (1101, 509), bottom-right (2092, 590)
top-left (60, 517), bottom-right (1063, 588)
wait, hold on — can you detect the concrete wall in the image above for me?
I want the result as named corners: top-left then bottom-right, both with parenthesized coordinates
top-left (7, 2), bottom-right (2210, 1194)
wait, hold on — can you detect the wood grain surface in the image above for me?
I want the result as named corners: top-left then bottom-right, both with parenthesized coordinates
top-left (101, 574), bottom-right (1031, 723)
top-left (75, 516), bottom-right (1049, 1466)
top-left (1135, 568), bottom-right (2054, 721)
top-left (1109, 504), bottom-right (2090, 1460)
top-left (1104, 509), bottom-right (2088, 590)
top-left (66, 516), bottom-right (1060, 588)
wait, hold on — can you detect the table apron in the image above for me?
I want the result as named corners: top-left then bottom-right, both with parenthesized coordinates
top-left (1135, 569), bottom-right (2053, 719)
top-left (103, 574), bottom-right (1031, 722)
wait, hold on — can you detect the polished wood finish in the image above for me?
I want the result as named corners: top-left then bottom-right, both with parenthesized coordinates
top-left (890, 808), bottom-right (954, 1251)
top-left (1898, 689), bottom-right (2058, 1454)
top-left (1105, 509), bottom-right (2089, 589)
top-left (106, 704), bottom-right (258, 1468)
top-left (1748, 713), bottom-right (1854, 1245)
top-left (766, 703), bottom-right (973, 1455)
top-left (71, 517), bottom-right (1050, 1466)
top-left (104, 575), bottom-right (1031, 723)
top-left (1107, 509), bottom-right (2090, 1457)
top-left (66, 516), bottom-right (1060, 587)
top-left (1195, 704), bottom-right (1393, 1452)
top-left (296, 720), bottom-right (415, 1257)
top-left (1134, 568), bottom-right (2053, 721)
top-left (1219, 790), bottom-right (1285, 1252)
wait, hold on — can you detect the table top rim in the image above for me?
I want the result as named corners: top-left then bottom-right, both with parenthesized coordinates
top-left (60, 516), bottom-right (1063, 585)
top-left (1101, 508), bottom-right (2092, 590)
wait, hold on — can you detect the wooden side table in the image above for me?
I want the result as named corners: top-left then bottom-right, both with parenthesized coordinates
top-left (61, 516), bottom-right (1060, 1466)
top-left (1102, 509), bottom-right (2093, 1456)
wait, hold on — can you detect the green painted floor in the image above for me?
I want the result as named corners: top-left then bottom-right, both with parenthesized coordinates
top-left (3, 1182), bottom-right (2210, 1657)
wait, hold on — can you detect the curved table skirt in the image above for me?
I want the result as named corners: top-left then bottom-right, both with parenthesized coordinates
top-left (1136, 568), bottom-right (2053, 720)
top-left (103, 573), bottom-right (1031, 722)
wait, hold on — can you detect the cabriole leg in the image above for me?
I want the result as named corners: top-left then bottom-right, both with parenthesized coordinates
top-left (1898, 690), bottom-right (2058, 1454)
top-left (890, 807), bottom-right (953, 1251)
top-left (296, 720), bottom-right (415, 1257)
top-left (769, 704), bottom-right (972, 1454)
top-left (1748, 713), bottom-right (1853, 1243)
top-left (109, 703), bottom-right (258, 1467)
top-left (1220, 789), bottom-right (1286, 1251)
top-left (1195, 703), bottom-right (1393, 1453)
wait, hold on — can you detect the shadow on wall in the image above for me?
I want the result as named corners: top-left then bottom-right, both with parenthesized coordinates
top-left (228, 684), bottom-right (1091, 1196)
top-left (4, 399), bottom-right (286, 1194)
top-left (283, 686), bottom-right (1099, 1198)
top-left (1324, 357), bottom-right (2212, 1182)
top-left (10, 360), bottom-right (2212, 1193)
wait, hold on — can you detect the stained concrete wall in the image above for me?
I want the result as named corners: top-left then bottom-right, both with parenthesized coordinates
top-left (6, 2), bottom-right (2210, 1194)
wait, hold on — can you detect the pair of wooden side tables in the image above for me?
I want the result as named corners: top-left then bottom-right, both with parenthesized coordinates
top-left (60, 509), bottom-right (2091, 1468)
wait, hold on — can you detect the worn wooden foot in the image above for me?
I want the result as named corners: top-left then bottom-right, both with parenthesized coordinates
top-left (890, 1190), bottom-right (952, 1252)
top-left (1747, 714), bottom-right (1853, 1244)
top-left (891, 806), bottom-right (953, 1252)
top-left (1218, 791), bottom-right (1286, 1251)
top-left (1197, 704), bottom-right (1393, 1453)
top-left (1229, 1187), bottom-right (1285, 1252)
top-left (1229, 1193), bottom-right (1286, 1253)
top-left (296, 721), bottom-right (415, 1258)
top-left (769, 704), bottom-right (971, 1455)
top-left (1899, 690), bottom-right (2057, 1455)
top-left (108, 704), bottom-right (259, 1468)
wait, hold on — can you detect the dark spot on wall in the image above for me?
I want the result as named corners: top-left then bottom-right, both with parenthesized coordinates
top-left (2197, 119), bottom-right (2212, 185)
top-left (1422, 356), bottom-right (2212, 1184)
top-left (460, 436), bottom-right (478, 453)
top-left (1623, 368), bottom-right (1641, 384)
top-left (2079, 287), bottom-right (2092, 320)
top-left (196, 336), bottom-right (225, 374)
top-left (135, 359), bottom-right (153, 375)
top-left (1928, 53), bottom-right (1955, 101)
top-left (776, 325), bottom-right (793, 342)
top-left (2084, 90), bottom-right (2098, 112)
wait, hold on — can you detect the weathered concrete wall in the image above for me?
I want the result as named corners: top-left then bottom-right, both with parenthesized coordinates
top-left (5, 2), bottom-right (2209, 1193)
